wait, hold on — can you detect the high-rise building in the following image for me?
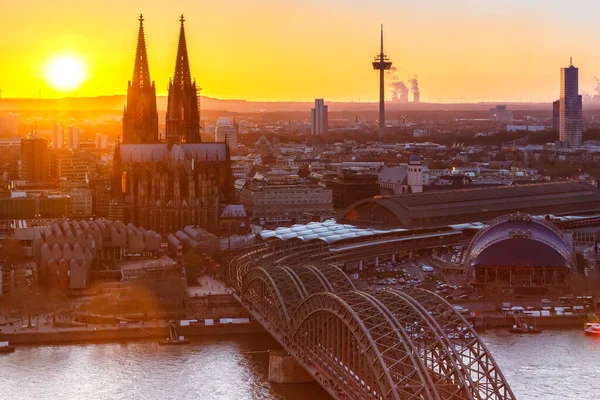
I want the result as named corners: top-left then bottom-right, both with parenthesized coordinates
top-left (165, 15), bottom-right (201, 145)
top-left (20, 138), bottom-right (49, 181)
top-left (52, 122), bottom-right (64, 149)
top-left (310, 99), bottom-right (328, 137)
top-left (123, 15), bottom-right (159, 145)
top-left (95, 134), bottom-right (109, 149)
top-left (50, 149), bottom-right (95, 181)
top-left (67, 126), bottom-right (80, 149)
top-left (215, 124), bottom-right (237, 148)
top-left (559, 59), bottom-right (583, 148)
top-left (489, 105), bottom-right (513, 122)
top-left (552, 100), bottom-right (560, 131)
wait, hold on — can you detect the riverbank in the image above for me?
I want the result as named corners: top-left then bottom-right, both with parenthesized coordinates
top-left (1, 320), bottom-right (265, 345)
top-left (473, 314), bottom-right (586, 330)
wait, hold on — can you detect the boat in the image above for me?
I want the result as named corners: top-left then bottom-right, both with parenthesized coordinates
top-left (0, 341), bottom-right (15, 353)
top-left (584, 323), bottom-right (600, 336)
top-left (508, 326), bottom-right (542, 334)
top-left (509, 314), bottom-right (541, 334)
top-left (158, 321), bottom-right (190, 346)
top-left (159, 337), bottom-right (190, 346)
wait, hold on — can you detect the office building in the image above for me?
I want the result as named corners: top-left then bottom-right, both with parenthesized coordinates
top-left (215, 120), bottom-right (237, 148)
top-left (310, 99), bottom-right (328, 137)
top-left (489, 105), bottom-right (513, 122)
top-left (552, 100), bottom-right (560, 131)
top-left (67, 126), bottom-right (80, 149)
top-left (52, 122), bottom-right (64, 149)
top-left (50, 149), bottom-right (95, 182)
top-left (559, 59), bottom-right (583, 148)
top-left (20, 138), bottom-right (49, 181)
top-left (240, 181), bottom-right (333, 224)
top-left (95, 134), bottom-right (108, 149)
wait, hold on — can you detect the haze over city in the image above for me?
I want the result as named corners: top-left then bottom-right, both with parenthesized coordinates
top-left (4, 0), bottom-right (600, 102)
top-left (5, 2), bottom-right (600, 400)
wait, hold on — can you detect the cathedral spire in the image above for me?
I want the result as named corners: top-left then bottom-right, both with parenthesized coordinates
top-left (123, 14), bottom-right (159, 144)
top-left (133, 14), bottom-right (151, 89)
top-left (166, 14), bottom-right (200, 145)
top-left (173, 15), bottom-right (192, 91)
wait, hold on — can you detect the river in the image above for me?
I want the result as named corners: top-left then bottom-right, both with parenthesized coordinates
top-left (0, 330), bottom-right (597, 399)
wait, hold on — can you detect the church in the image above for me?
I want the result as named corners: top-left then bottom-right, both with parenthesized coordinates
top-left (111, 15), bottom-right (235, 235)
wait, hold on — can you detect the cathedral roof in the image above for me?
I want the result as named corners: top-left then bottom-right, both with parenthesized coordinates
top-left (119, 143), bottom-right (227, 163)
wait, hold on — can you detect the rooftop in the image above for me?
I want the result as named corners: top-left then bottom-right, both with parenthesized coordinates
top-left (343, 182), bottom-right (600, 226)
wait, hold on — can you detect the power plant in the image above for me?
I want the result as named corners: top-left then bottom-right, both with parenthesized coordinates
top-left (372, 25), bottom-right (392, 139)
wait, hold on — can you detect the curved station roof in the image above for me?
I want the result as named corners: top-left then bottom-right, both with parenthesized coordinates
top-left (464, 214), bottom-right (573, 270)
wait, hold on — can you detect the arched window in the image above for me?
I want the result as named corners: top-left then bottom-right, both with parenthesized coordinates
top-left (121, 171), bottom-right (127, 194)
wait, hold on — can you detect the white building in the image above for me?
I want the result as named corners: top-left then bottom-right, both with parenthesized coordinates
top-left (506, 125), bottom-right (546, 132)
top-left (378, 156), bottom-right (427, 195)
top-left (413, 128), bottom-right (431, 137)
top-left (52, 122), bottom-right (64, 149)
top-left (310, 99), bottom-right (328, 137)
top-left (215, 124), bottom-right (237, 148)
top-left (68, 126), bottom-right (80, 149)
top-left (95, 134), bottom-right (109, 149)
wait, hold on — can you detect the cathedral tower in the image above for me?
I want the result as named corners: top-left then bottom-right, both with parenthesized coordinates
top-left (166, 15), bottom-right (201, 145)
top-left (122, 14), bottom-right (159, 144)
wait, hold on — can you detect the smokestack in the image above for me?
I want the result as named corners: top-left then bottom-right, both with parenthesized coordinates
top-left (410, 77), bottom-right (420, 103)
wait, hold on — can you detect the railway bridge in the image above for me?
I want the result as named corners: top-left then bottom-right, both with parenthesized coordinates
top-left (224, 248), bottom-right (516, 400)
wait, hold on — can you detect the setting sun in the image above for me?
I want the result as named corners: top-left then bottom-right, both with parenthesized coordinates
top-left (45, 55), bottom-right (86, 92)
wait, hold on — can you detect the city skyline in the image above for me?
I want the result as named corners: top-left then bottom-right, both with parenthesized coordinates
top-left (4, 1), bottom-right (600, 102)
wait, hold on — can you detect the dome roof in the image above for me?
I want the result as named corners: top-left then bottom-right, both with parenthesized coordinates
top-left (465, 214), bottom-right (572, 270)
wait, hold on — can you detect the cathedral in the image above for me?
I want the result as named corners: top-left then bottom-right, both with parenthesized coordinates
top-left (111, 15), bottom-right (234, 235)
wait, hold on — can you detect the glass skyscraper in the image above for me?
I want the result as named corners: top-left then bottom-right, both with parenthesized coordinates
top-left (559, 60), bottom-right (583, 148)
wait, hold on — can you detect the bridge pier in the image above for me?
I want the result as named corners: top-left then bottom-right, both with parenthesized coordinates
top-left (268, 350), bottom-right (314, 384)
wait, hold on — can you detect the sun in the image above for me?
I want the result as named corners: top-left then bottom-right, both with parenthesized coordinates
top-left (45, 55), bottom-right (87, 92)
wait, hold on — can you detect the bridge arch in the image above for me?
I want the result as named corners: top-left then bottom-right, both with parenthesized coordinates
top-left (290, 292), bottom-right (400, 400)
top-left (404, 289), bottom-right (515, 399)
top-left (242, 267), bottom-right (291, 324)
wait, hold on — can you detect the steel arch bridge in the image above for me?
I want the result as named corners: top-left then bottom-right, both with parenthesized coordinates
top-left (225, 254), bottom-right (516, 400)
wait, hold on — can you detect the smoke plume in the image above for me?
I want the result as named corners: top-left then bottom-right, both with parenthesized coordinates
top-left (388, 81), bottom-right (408, 102)
top-left (409, 77), bottom-right (419, 94)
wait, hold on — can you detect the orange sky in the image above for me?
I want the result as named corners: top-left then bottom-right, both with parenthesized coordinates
top-left (3, 0), bottom-right (600, 102)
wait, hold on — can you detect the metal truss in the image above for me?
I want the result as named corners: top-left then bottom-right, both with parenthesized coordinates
top-left (229, 249), bottom-right (516, 400)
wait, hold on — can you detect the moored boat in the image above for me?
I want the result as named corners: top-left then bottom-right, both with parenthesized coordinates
top-left (159, 337), bottom-right (190, 346)
top-left (158, 321), bottom-right (190, 345)
top-left (0, 341), bottom-right (15, 353)
top-left (584, 323), bottom-right (600, 336)
top-left (508, 326), bottom-right (542, 334)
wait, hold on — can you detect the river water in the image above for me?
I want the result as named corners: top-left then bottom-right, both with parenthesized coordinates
top-left (0, 330), bottom-right (597, 400)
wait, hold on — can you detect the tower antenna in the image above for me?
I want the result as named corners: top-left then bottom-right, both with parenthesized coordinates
top-left (372, 24), bottom-right (392, 140)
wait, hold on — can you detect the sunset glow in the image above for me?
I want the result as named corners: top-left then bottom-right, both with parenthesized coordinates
top-left (45, 55), bottom-right (87, 92)
top-left (2, 0), bottom-right (600, 102)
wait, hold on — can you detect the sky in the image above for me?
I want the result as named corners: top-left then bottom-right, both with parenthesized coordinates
top-left (3, 0), bottom-right (600, 103)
